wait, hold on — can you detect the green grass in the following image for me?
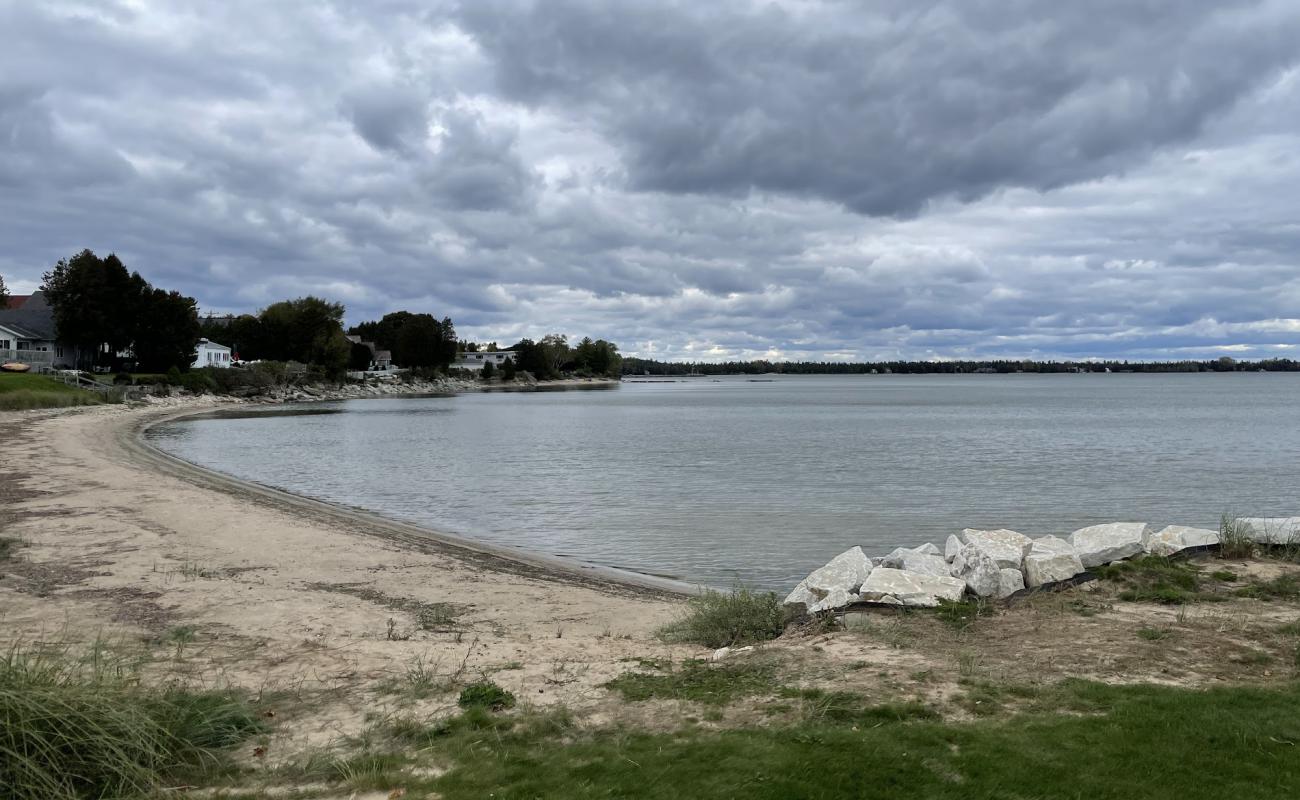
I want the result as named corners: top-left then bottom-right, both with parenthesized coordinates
top-left (458, 681), bottom-right (516, 711)
top-left (657, 587), bottom-right (786, 649)
top-left (0, 641), bottom-right (265, 800)
top-left (933, 597), bottom-right (994, 630)
top-left (1234, 574), bottom-right (1300, 601)
top-left (1094, 555), bottom-right (1231, 604)
top-left (775, 686), bottom-right (939, 725)
top-left (603, 659), bottom-right (782, 706)
top-left (0, 373), bottom-right (102, 410)
top-left (1220, 513), bottom-right (1256, 559)
top-left (1137, 626), bottom-right (1172, 641)
top-left (418, 680), bottom-right (1300, 799)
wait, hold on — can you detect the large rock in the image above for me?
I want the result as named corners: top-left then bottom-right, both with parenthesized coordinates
top-left (885, 549), bottom-right (952, 578)
top-left (858, 568), bottom-right (966, 608)
top-left (1234, 517), bottom-right (1300, 545)
top-left (944, 534), bottom-right (963, 563)
top-left (1023, 550), bottom-right (1086, 588)
top-left (950, 544), bottom-right (1001, 597)
top-left (804, 547), bottom-right (874, 594)
top-left (1069, 523), bottom-right (1148, 567)
top-left (809, 587), bottom-right (857, 614)
top-left (914, 542), bottom-right (943, 557)
top-left (997, 568), bottom-right (1025, 598)
top-left (960, 528), bottom-right (1034, 569)
top-left (1029, 535), bottom-right (1075, 556)
top-left (1144, 525), bottom-right (1220, 557)
top-left (782, 579), bottom-right (819, 610)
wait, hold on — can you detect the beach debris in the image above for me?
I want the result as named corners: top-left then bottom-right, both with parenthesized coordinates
top-left (997, 568), bottom-right (1026, 598)
top-left (1070, 522), bottom-right (1148, 567)
top-left (1144, 525), bottom-right (1220, 557)
top-left (959, 528), bottom-right (1034, 569)
top-left (710, 645), bottom-right (754, 662)
top-left (1234, 517), bottom-right (1300, 545)
top-left (950, 544), bottom-right (1002, 597)
top-left (858, 568), bottom-right (965, 607)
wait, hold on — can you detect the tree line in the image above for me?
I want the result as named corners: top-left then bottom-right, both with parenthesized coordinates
top-left (621, 356), bottom-right (1300, 375)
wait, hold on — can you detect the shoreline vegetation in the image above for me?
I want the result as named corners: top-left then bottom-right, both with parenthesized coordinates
top-left (2, 401), bottom-right (1299, 798)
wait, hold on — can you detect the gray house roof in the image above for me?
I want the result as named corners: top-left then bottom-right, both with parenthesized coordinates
top-left (0, 291), bottom-right (58, 340)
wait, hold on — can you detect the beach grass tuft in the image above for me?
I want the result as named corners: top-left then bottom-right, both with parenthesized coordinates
top-left (1219, 513), bottom-right (1255, 559)
top-left (604, 658), bottom-right (781, 706)
top-left (657, 587), bottom-right (786, 649)
top-left (0, 640), bottom-right (265, 800)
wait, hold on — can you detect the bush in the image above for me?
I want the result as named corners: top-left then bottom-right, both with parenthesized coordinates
top-left (457, 681), bottom-right (516, 711)
top-left (177, 371), bottom-right (216, 394)
top-left (165, 365), bottom-right (183, 385)
top-left (0, 643), bottom-right (265, 800)
top-left (657, 587), bottom-right (787, 649)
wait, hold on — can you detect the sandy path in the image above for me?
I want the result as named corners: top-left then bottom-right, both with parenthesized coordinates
top-left (0, 401), bottom-right (690, 753)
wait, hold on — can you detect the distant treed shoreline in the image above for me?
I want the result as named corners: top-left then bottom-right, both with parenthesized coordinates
top-left (621, 356), bottom-right (1300, 375)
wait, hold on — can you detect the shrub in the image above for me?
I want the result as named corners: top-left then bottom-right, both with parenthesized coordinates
top-left (658, 587), bottom-right (786, 649)
top-left (165, 365), bottom-right (183, 385)
top-left (457, 681), bottom-right (516, 711)
top-left (177, 371), bottom-right (216, 394)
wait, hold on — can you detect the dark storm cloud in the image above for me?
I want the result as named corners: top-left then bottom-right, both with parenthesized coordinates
top-left (1, 0), bottom-right (1299, 362)
top-left (455, 0), bottom-right (1300, 215)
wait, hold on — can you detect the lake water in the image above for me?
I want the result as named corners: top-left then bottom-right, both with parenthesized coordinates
top-left (148, 374), bottom-right (1300, 591)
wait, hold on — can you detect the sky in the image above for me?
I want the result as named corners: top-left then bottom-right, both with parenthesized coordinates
top-left (2, 0), bottom-right (1299, 362)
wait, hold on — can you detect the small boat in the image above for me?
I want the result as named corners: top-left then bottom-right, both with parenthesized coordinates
top-left (1, 361), bottom-right (32, 373)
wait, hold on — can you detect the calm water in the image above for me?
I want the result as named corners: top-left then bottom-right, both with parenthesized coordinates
top-left (148, 374), bottom-right (1300, 591)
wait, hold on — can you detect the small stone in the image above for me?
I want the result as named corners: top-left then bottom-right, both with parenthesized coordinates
top-left (950, 544), bottom-right (1001, 597)
top-left (997, 568), bottom-right (1025, 599)
top-left (1069, 523), bottom-right (1147, 567)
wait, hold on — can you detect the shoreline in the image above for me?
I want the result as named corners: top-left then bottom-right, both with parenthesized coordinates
top-left (128, 401), bottom-right (695, 598)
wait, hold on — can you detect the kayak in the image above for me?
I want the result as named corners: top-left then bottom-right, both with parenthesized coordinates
top-left (1, 361), bottom-right (32, 373)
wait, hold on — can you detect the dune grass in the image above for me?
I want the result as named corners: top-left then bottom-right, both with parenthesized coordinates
top-left (0, 641), bottom-right (265, 800)
top-left (657, 587), bottom-right (787, 649)
top-left (0, 373), bottom-right (101, 410)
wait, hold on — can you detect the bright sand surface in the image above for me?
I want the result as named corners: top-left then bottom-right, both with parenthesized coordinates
top-left (0, 400), bottom-right (690, 755)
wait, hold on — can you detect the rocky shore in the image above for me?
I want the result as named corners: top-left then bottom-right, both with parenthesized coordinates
top-left (786, 518), bottom-right (1299, 613)
top-left (134, 375), bottom-right (620, 406)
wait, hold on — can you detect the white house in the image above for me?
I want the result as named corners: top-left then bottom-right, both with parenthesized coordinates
top-left (453, 350), bottom-right (516, 371)
top-left (193, 338), bottom-right (232, 368)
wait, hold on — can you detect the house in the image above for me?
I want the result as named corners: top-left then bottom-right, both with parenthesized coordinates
top-left (0, 291), bottom-right (78, 370)
top-left (452, 350), bottom-right (516, 371)
top-left (193, 338), bottom-right (232, 368)
top-left (345, 335), bottom-right (393, 371)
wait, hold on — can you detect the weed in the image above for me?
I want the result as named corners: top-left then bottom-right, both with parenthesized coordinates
top-left (1211, 570), bottom-right (1239, 582)
top-left (780, 686), bottom-right (938, 726)
top-left (1219, 513), bottom-right (1255, 559)
top-left (1235, 575), bottom-right (1300, 601)
top-left (957, 650), bottom-right (983, 678)
top-left (934, 597), bottom-right (993, 630)
top-left (1278, 619), bottom-right (1300, 635)
top-left (604, 659), bottom-right (781, 706)
top-left (657, 587), bottom-right (786, 649)
top-left (458, 681), bottom-right (517, 711)
top-left (1096, 556), bottom-right (1227, 604)
top-left (385, 618), bottom-right (411, 641)
top-left (1137, 627), bottom-right (1172, 641)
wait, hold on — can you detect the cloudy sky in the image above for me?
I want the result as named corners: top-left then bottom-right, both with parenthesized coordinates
top-left (3, 0), bottom-right (1299, 362)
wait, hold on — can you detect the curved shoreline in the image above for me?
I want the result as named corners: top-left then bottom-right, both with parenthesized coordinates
top-left (126, 402), bottom-right (697, 599)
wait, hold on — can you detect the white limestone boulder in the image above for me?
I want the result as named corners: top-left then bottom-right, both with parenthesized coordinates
top-left (960, 528), bottom-right (1034, 569)
top-left (1234, 517), bottom-right (1300, 546)
top-left (1144, 525), bottom-right (1220, 557)
top-left (914, 542), bottom-right (943, 557)
top-left (950, 544), bottom-right (1001, 597)
top-left (809, 586), bottom-right (857, 614)
top-left (887, 550), bottom-right (952, 579)
top-left (782, 579), bottom-right (819, 610)
top-left (1029, 535), bottom-right (1075, 556)
top-left (997, 568), bottom-right (1025, 598)
top-left (944, 534), bottom-right (963, 563)
top-left (879, 547), bottom-right (912, 569)
top-left (804, 546), bottom-right (874, 595)
top-left (1069, 523), bottom-right (1148, 567)
top-left (858, 568), bottom-right (966, 608)
top-left (1023, 550), bottom-right (1086, 588)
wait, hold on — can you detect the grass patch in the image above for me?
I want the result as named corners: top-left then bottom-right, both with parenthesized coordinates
top-left (458, 681), bottom-right (516, 711)
top-left (1137, 626), bottom-right (1172, 641)
top-left (603, 659), bottom-right (781, 706)
top-left (1235, 574), bottom-right (1300, 601)
top-left (1220, 513), bottom-right (1256, 559)
top-left (1094, 555), bottom-right (1230, 604)
top-left (305, 582), bottom-right (464, 633)
top-left (0, 641), bottom-right (265, 800)
top-left (423, 680), bottom-right (1300, 798)
top-left (1211, 570), bottom-right (1239, 582)
top-left (776, 686), bottom-right (938, 726)
top-left (0, 373), bottom-right (105, 410)
top-left (934, 597), bottom-right (994, 630)
top-left (657, 587), bottom-right (786, 649)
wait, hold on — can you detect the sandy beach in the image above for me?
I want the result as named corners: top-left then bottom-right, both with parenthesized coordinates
top-left (0, 400), bottom-right (690, 757)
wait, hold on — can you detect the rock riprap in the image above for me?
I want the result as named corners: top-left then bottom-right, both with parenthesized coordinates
top-left (1234, 517), bottom-right (1300, 545)
top-left (950, 544), bottom-right (1002, 597)
top-left (997, 568), bottom-right (1026, 598)
top-left (857, 568), bottom-right (965, 607)
top-left (783, 546), bottom-right (873, 612)
top-left (1144, 525), bottom-right (1219, 557)
top-left (959, 528), bottom-right (1034, 569)
top-left (881, 547), bottom-right (951, 578)
top-left (1069, 523), bottom-right (1147, 567)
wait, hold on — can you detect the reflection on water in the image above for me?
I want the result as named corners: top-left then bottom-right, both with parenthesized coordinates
top-left (148, 374), bottom-right (1300, 590)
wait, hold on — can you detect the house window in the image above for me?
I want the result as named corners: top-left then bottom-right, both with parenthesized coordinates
top-left (56, 347), bottom-right (64, 358)
top-left (0, 339), bottom-right (9, 350)
top-left (16, 341), bottom-right (30, 351)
